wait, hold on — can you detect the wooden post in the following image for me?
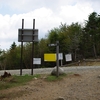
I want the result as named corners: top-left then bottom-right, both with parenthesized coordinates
top-left (56, 41), bottom-right (59, 77)
top-left (20, 19), bottom-right (24, 75)
top-left (31, 19), bottom-right (35, 75)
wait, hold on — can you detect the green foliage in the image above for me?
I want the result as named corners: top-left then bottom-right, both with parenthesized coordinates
top-left (0, 50), bottom-right (6, 69)
top-left (46, 75), bottom-right (60, 81)
top-left (0, 11), bottom-right (100, 69)
top-left (0, 74), bottom-right (40, 90)
top-left (46, 73), bottom-right (66, 81)
top-left (23, 43), bottom-right (32, 69)
top-left (4, 44), bottom-right (21, 69)
top-left (10, 42), bottom-right (16, 50)
top-left (82, 12), bottom-right (100, 58)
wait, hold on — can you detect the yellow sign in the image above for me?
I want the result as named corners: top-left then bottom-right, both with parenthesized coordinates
top-left (44, 53), bottom-right (56, 62)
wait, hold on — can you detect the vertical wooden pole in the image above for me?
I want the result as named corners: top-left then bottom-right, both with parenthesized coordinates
top-left (31, 19), bottom-right (35, 75)
top-left (56, 41), bottom-right (59, 77)
top-left (20, 19), bottom-right (24, 75)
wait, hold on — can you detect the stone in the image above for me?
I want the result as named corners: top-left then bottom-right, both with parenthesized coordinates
top-left (51, 66), bottom-right (64, 76)
top-left (98, 75), bottom-right (100, 78)
top-left (55, 96), bottom-right (65, 100)
top-left (34, 77), bottom-right (37, 80)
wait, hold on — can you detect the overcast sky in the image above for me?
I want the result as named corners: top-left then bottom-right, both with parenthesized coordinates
top-left (0, 0), bottom-right (100, 50)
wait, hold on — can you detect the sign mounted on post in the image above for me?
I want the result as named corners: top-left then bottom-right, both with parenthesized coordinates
top-left (44, 53), bottom-right (63, 61)
top-left (18, 19), bottom-right (39, 75)
top-left (33, 58), bottom-right (41, 65)
top-left (59, 53), bottom-right (63, 60)
top-left (18, 29), bottom-right (38, 42)
top-left (65, 54), bottom-right (72, 61)
top-left (44, 53), bottom-right (56, 62)
top-left (48, 44), bottom-right (57, 46)
top-left (46, 41), bottom-right (59, 77)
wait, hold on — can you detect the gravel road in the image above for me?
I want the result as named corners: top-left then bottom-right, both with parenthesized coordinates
top-left (0, 66), bottom-right (100, 75)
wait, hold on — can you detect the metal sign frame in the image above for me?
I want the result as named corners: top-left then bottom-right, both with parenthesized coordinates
top-left (18, 19), bottom-right (38, 75)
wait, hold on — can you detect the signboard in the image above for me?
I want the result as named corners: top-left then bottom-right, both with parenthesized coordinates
top-left (33, 58), bottom-right (41, 65)
top-left (44, 53), bottom-right (56, 62)
top-left (18, 29), bottom-right (38, 42)
top-left (59, 53), bottom-right (63, 60)
top-left (48, 44), bottom-right (56, 46)
top-left (65, 54), bottom-right (72, 61)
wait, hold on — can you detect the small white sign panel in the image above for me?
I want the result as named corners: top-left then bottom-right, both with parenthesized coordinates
top-left (59, 53), bottom-right (63, 60)
top-left (33, 58), bottom-right (41, 65)
top-left (65, 54), bottom-right (72, 61)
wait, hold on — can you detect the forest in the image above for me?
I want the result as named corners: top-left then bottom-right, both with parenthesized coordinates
top-left (0, 12), bottom-right (100, 70)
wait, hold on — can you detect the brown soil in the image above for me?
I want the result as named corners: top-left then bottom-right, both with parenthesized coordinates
top-left (0, 69), bottom-right (100, 100)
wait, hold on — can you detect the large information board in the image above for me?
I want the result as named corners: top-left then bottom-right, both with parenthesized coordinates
top-left (18, 29), bottom-right (38, 42)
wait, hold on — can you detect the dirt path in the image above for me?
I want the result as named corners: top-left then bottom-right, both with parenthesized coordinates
top-left (0, 69), bottom-right (100, 100)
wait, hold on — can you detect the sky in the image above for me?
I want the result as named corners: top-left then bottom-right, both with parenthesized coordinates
top-left (0, 0), bottom-right (100, 50)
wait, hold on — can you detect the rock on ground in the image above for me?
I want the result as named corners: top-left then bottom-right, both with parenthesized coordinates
top-left (51, 67), bottom-right (64, 75)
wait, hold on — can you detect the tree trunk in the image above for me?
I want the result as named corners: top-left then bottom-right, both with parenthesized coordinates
top-left (74, 50), bottom-right (77, 61)
top-left (93, 44), bottom-right (97, 58)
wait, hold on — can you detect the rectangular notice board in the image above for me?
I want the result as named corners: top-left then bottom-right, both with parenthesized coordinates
top-left (44, 53), bottom-right (56, 62)
top-left (18, 29), bottom-right (38, 42)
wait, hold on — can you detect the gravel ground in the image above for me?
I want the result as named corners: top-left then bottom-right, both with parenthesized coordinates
top-left (0, 66), bottom-right (100, 75)
top-left (0, 66), bottom-right (100, 100)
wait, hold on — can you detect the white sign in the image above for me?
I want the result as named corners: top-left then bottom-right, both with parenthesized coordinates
top-left (33, 58), bottom-right (41, 65)
top-left (59, 53), bottom-right (63, 60)
top-left (65, 54), bottom-right (72, 61)
top-left (48, 44), bottom-right (56, 46)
